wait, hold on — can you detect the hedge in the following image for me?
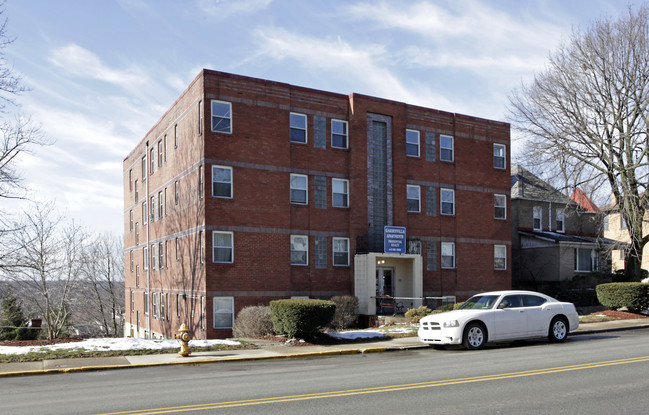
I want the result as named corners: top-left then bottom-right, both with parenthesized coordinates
top-left (596, 283), bottom-right (649, 313)
top-left (270, 299), bottom-right (336, 338)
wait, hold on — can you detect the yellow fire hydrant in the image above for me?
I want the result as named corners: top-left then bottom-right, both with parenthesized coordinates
top-left (175, 323), bottom-right (191, 357)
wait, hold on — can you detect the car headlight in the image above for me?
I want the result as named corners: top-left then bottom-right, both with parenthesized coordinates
top-left (443, 320), bottom-right (459, 328)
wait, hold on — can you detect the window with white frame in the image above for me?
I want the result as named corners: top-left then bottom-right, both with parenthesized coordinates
top-left (575, 248), bottom-right (597, 272)
top-left (152, 292), bottom-right (158, 319)
top-left (134, 180), bottom-right (139, 202)
top-left (151, 244), bottom-right (156, 270)
top-left (494, 194), bottom-right (506, 219)
top-left (407, 185), bottom-right (421, 212)
top-left (494, 144), bottom-right (506, 169)
top-left (212, 231), bottom-right (233, 263)
top-left (150, 195), bottom-right (155, 222)
top-left (441, 188), bottom-right (455, 215)
top-left (174, 181), bottom-right (179, 205)
top-left (331, 119), bottom-right (348, 149)
top-left (494, 245), bottom-right (507, 270)
top-left (135, 223), bottom-right (139, 245)
top-left (158, 140), bottom-right (163, 168)
top-left (141, 156), bottom-right (146, 182)
top-left (144, 292), bottom-right (149, 315)
top-left (199, 231), bottom-right (204, 264)
top-left (290, 112), bottom-right (307, 143)
top-left (160, 293), bottom-right (165, 321)
top-left (176, 237), bottom-right (180, 261)
top-left (332, 178), bottom-right (349, 208)
top-left (440, 135), bottom-right (454, 162)
top-left (143, 246), bottom-right (148, 270)
top-left (211, 100), bottom-right (232, 133)
top-left (174, 124), bottom-right (178, 148)
top-left (150, 147), bottom-right (156, 174)
top-left (533, 206), bottom-right (542, 230)
top-left (406, 129), bottom-right (420, 157)
top-left (213, 297), bottom-right (234, 329)
top-left (441, 242), bottom-right (455, 269)
top-left (129, 210), bottom-right (133, 231)
top-left (556, 209), bottom-right (565, 232)
top-left (130, 250), bottom-right (134, 272)
top-left (291, 235), bottom-right (308, 265)
top-left (212, 165), bottom-right (232, 198)
top-left (290, 174), bottom-right (308, 204)
top-left (158, 191), bottom-right (164, 218)
top-left (198, 165), bottom-right (203, 200)
top-left (129, 169), bottom-right (132, 191)
top-left (198, 100), bottom-right (203, 135)
top-left (333, 237), bottom-right (350, 266)
top-left (142, 201), bottom-right (147, 225)
top-left (158, 242), bottom-right (164, 269)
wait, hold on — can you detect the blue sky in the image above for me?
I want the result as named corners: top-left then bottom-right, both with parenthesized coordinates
top-left (4, 0), bottom-right (634, 236)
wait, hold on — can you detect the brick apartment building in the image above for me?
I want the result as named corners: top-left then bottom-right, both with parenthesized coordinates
top-left (123, 69), bottom-right (512, 339)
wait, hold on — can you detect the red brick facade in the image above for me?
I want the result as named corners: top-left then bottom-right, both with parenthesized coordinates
top-left (123, 70), bottom-right (511, 339)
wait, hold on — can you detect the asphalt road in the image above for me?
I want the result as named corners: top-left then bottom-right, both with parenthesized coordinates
top-left (2, 329), bottom-right (649, 415)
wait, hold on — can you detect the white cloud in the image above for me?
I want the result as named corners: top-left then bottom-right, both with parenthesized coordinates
top-left (48, 44), bottom-right (148, 90)
top-left (197, 0), bottom-right (272, 19)
top-left (252, 27), bottom-right (453, 108)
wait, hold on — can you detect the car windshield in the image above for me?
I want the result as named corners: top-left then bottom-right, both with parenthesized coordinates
top-left (458, 295), bottom-right (499, 310)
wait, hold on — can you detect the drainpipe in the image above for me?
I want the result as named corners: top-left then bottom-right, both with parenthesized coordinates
top-left (145, 141), bottom-right (151, 338)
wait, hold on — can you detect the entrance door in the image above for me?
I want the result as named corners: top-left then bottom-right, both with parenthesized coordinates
top-left (376, 267), bottom-right (394, 296)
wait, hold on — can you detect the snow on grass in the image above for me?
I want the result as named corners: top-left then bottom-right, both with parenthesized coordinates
top-left (0, 338), bottom-right (240, 356)
top-left (327, 330), bottom-right (387, 340)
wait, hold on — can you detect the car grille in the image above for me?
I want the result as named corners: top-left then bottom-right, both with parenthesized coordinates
top-left (421, 321), bottom-right (441, 330)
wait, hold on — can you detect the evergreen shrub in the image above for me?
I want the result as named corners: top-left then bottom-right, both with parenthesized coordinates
top-left (270, 299), bottom-right (335, 338)
top-left (596, 282), bottom-right (649, 313)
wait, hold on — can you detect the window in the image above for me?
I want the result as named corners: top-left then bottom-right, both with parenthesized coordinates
top-left (135, 222), bottom-right (139, 245)
top-left (290, 112), bottom-right (307, 143)
top-left (163, 134), bottom-right (167, 162)
top-left (198, 165), bottom-right (203, 200)
top-left (164, 188), bottom-right (167, 216)
top-left (150, 147), bottom-right (155, 174)
top-left (158, 191), bottom-right (164, 219)
top-left (290, 174), bottom-right (308, 204)
top-left (201, 296), bottom-right (205, 330)
top-left (142, 201), bottom-right (147, 225)
top-left (211, 100), bottom-right (232, 133)
top-left (152, 292), bottom-right (158, 319)
top-left (213, 231), bottom-right (233, 263)
top-left (332, 178), bottom-right (349, 208)
top-left (494, 144), bottom-right (506, 169)
top-left (212, 166), bottom-right (232, 198)
top-left (199, 231), bottom-right (204, 264)
top-left (407, 185), bottom-right (421, 212)
top-left (159, 242), bottom-right (164, 269)
top-left (575, 248), bottom-right (597, 272)
top-left (136, 265), bottom-right (140, 287)
top-left (177, 294), bottom-right (181, 318)
top-left (174, 124), bottom-right (178, 148)
top-left (406, 129), bottom-right (420, 157)
top-left (134, 180), bottom-right (139, 202)
top-left (141, 156), bottom-right (146, 182)
top-left (441, 188), bottom-right (455, 215)
top-left (150, 244), bottom-right (156, 270)
top-left (213, 297), bottom-right (234, 329)
top-left (556, 209), bottom-right (565, 232)
top-left (174, 181), bottom-right (179, 205)
top-left (603, 215), bottom-right (609, 231)
top-left (129, 210), bottom-right (133, 231)
top-left (160, 293), bottom-right (166, 321)
top-left (441, 242), bottom-right (455, 269)
top-left (176, 237), bottom-right (180, 261)
top-left (494, 194), bottom-right (506, 219)
top-left (150, 195), bottom-right (155, 221)
top-left (129, 169), bottom-right (132, 191)
top-left (331, 119), bottom-right (348, 149)
top-left (198, 100), bottom-right (203, 135)
top-left (440, 135), bottom-right (454, 162)
top-left (144, 292), bottom-right (149, 315)
top-left (291, 235), bottom-right (308, 266)
top-left (533, 206), bottom-right (542, 230)
top-left (130, 291), bottom-right (134, 312)
top-left (620, 216), bottom-right (627, 230)
top-left (158, 140), bottom-right (163, 168)
top-left (494, 245), bottom-right (507, 270)
top-left (143, 246), bottom-right (148, 270)
top-left (333, 237), bottom-right (349, 266)
top-left (164, 240), bottom-right (168, 268)
top-left (130, 251), bottom-right (134, 272)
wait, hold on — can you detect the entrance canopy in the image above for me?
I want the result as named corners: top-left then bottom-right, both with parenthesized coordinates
top-left (354, 252), bottom-right (423, 315)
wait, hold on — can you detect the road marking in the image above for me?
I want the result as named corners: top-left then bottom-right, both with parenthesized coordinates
top-left (98, 355), bottom-right (649, 415)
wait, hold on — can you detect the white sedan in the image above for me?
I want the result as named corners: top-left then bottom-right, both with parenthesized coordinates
top-left (418, 290), bottom-right (579, 350)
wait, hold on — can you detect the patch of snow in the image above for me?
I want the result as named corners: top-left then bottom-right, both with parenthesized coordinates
top-left (327, 330), bottom-right (387, 340)
top-left (0, 338), bottom-right (240, 356)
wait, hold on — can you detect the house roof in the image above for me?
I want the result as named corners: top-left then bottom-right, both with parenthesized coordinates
top-left (519, 230), bottom-right (622, 246)
top-left (511, 165), bottom-right (575, 204)
top-left (570, 188), bottom-right (600, 212)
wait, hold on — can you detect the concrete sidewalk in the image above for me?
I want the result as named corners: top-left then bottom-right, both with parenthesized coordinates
top-left (1, 319), bottom-right (648, 378)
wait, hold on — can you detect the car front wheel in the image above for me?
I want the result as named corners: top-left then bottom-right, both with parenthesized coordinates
top-left (463, 322), bottom-right (486, 350)
top-left (548, 316), bottom-right (568, 343)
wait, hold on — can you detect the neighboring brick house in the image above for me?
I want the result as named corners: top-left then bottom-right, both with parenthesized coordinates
top-left (602, 197), bottom-right (648, 275)
top-left (511, 165), bottom-right (613, 288)
top-left (123, 70), bottom-right (512, 339)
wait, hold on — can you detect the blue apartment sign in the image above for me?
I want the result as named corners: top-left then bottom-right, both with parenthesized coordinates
top-left (384, 226), bottom-right (406, 254)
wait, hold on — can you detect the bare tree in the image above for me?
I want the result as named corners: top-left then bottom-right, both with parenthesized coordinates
top-left (2, 203), bottom-right (84, 339)
top-left (509, 6), bottom-right (649, 281)
top-left (77, 234), bottom-right (125, 337)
